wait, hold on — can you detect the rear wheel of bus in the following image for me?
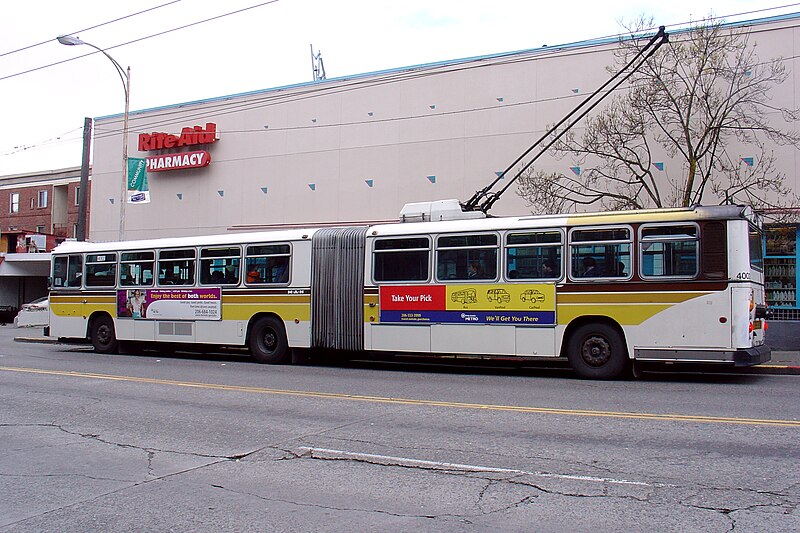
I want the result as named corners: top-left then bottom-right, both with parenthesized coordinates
top-left (249, 316), bottom-right (290, 364)
top-left (91, 314), bottom-right (119, 354)
top-left (566, 323), bottom-right (628, 380)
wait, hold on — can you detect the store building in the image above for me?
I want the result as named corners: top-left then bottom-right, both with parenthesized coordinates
top-left (0, 166), bottom-right (88, 321)
top-left (90, 13), bottom-right (800, 244)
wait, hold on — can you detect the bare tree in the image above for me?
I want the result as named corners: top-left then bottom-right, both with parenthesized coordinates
top-left (517, 17), bottom-right (800, 217)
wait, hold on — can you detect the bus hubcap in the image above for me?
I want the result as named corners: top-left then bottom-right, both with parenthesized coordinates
top-left (581, 335), bottom-right (611, 367)
top-left (262, 330), bottom-right (277, 352)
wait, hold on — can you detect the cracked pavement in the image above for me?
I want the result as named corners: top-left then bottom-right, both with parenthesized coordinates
top-left (0, 337), bottom-right (798, 531)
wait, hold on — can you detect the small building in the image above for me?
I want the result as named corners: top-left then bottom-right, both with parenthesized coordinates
top-left (0, 166), bottom-right (89, 321)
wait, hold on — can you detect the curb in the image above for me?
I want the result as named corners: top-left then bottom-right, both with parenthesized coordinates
top-left (14, 336), bottom-right (60, 344)
top-left (738, 364), bottom-right (800, 376)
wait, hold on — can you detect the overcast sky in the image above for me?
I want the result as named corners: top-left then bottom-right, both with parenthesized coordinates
top-left (1, 0), bottom-right (798, 176)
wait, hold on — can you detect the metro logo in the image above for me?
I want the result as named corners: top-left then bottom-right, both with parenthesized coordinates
top-left (138, 123), bottom-right (218, 151)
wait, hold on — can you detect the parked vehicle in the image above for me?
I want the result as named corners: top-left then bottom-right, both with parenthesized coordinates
top-left (14, 297), bottom-right (49, 327)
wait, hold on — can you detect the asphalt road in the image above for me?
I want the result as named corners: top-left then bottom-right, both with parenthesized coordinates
top-left (1, 327), bottom-right (798, 532)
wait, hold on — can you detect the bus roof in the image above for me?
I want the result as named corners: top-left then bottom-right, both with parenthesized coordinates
top-left (52, 227), bottom-right (318, 255)
top-left (52, 205), bottom-right (757, 255)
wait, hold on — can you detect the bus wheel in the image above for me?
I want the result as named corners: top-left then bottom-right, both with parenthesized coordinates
top-left (249, 316), bottom-right (290, 364)
top-left (91, 315), bottom-right (119, 354)
top-left (567, 323), bottom-right (627, 380)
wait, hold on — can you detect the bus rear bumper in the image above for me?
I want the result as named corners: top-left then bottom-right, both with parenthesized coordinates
top-left (635, 344), bottom-right (771, 366)
top-left (733, 344), bottom-right (771, 367)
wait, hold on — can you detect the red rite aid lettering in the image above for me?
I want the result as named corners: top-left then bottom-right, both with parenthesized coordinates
top-left (138, 123), bottom-right (218, 151)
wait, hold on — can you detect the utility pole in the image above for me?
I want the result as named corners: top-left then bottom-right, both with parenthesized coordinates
top-left (76, 117), bottom-right (92, 241)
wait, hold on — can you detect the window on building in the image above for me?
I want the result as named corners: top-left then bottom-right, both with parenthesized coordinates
top-left (436, 234), bottom-right (498, 281)
top-left (200, 247), bottom-right (241, 285)
top-left (245, 244), bottom-right (291, 284)
top-left (570, 227), bottom-right (632, 279)
top-left (85, 253), bottom-right (117, 287)
top-left (640, 224), bottom-right (699, 278)
top-left (37, 190), bottom-right (48, 208)
top-left (10, 193), bottom-right (19, 213)
top-left (158, 249), bottom-right (196, 286)
top-left (373, 237), bottom-right (430, 282)
top-left (120, 251), bottom-right (155, 287)
top-left (74, 186), bottom-right (81, 206)
top-left (35, 225), bottom-right (45, 234)
top-left (51, 254), bottom-right (83, 288)
top-left (506, 230), bottom-right (563, 280)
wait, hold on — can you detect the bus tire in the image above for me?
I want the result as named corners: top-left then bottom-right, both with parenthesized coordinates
top-left (91, 315), bottom-right (119, 354)
top-left (566, 323), bottom-right (628, 380)
top-left (249, 316), bottom-right (290, 364)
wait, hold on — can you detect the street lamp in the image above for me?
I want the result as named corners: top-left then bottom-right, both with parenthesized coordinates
top-left (57, 35), bottom-right (131, 241)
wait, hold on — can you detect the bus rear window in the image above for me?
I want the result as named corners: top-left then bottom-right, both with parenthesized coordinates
top-left (749, 227), bottom-right (764, 271)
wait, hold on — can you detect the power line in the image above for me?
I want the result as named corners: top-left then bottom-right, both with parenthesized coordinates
top-left (0, 0), bottom-right (281, 82)
top-left (0, 0), bottom-right (183, 59)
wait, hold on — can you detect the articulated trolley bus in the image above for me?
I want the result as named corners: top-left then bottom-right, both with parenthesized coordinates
top-left (49, 203), bottom-right (770, 379)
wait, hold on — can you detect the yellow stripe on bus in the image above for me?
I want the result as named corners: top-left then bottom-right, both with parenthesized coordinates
top-left (557, 303), bottom-right (673, 325)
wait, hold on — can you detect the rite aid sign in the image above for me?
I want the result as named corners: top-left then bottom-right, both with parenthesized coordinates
top-left (138, 123), bottom-right (218, 172)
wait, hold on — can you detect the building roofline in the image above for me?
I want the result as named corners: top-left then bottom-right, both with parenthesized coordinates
top-left (96, 11), bottom-right (800, 123)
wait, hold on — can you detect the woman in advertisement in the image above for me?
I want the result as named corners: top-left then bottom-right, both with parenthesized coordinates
top-left (126, 289), bottom-right (146, 319)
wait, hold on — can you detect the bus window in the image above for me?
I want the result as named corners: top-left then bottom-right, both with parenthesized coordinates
top-left (702, 222), bottom-right (727, 279)
top-left (570, 227), bottom-right (631, 279)
top-left (245, 244), bottom-right (291, 284)
top-left (436, 234), bottom-right (497, 281)
top-left (200, 247), bottom-right (241, 285)
top-left (373, 237), bottom-right (430, 282)
top-left (506, 231), bottom-right (562, 280)
top-left (120, 251), bottom-right (155, 287)
top-left (749, 226), bottom-right (765, 271)
top-left (52, 254), bottom-right (83, 288)
top-left (85, 253), bottom-right (117, 287)
top-left (158, 249), bottom-right (196, 286)
top-left (640, 224), bottom-right (699, 278)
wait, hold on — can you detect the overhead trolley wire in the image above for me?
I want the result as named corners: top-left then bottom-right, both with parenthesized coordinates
top-left (0, 0), bottom-right (183, 59)
top-left (0, 0), bottom-right (281, 83)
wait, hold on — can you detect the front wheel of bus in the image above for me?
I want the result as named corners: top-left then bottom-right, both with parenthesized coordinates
top-left (91, 315), bottom-right (119, 354)
top-left (567, 323), bottom-right (628, 380)
top-left (249, 316), bottom-right (290, 364)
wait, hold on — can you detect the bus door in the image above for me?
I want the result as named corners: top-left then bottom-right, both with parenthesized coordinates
top-left (50, 254), bottom-right (87, 337)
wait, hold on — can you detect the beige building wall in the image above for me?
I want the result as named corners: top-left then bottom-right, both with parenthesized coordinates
top-left (89, 15), bottom-right (800, 242)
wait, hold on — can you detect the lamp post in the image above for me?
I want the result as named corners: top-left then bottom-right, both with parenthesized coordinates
top-left (57, 35), bottom-right (131, 241)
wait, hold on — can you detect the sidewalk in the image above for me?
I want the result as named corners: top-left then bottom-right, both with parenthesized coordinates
top-left (8, 325), bottom-right (799, 375)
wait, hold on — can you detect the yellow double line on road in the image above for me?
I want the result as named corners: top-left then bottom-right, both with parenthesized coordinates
top-left (2, 365), bottom-right (799, 428)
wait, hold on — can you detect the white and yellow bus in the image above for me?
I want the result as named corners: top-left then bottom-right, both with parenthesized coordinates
top-left (49, 203), bottom-right (770, 379)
